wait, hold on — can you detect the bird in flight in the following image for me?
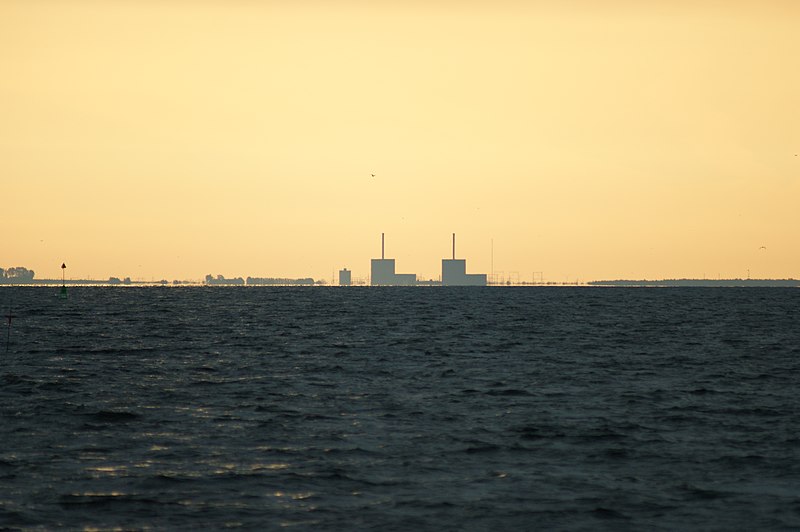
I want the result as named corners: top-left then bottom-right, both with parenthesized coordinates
top-left (371, 174), bottom-right (376, 178)
top-left (759, 246), bottom-right (767, 250)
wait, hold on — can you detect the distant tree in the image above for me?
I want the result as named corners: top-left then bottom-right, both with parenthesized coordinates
top-left (205, 274), bottom-right (214, 284)
top-left (123, 277), bottom-right (132, 284)
top-left (0, 268), bottom-right (5, 279)
top-left (108, 277), bottom-right (122, 284)
top-left (6, 267), bottom-right (34, 281)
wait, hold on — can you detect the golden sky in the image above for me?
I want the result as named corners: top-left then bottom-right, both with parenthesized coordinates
top-left (2, 0), bottom-right (798, 282)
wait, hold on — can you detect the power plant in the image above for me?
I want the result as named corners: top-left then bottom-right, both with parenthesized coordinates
top-left (370, 233), bottom-right (416, 286)
top-left (364, 233), bottom-right (487, 286)
top-left (441, 233), bottom-right (487, 286)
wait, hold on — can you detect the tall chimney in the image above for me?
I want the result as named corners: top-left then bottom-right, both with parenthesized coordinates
top-left (452, 233), bottom-right (455, 260)
top-left (382, 233), bottom-right (385, 260)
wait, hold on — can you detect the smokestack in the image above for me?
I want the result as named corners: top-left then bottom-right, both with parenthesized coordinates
top-left (452, 233), bottom-right (455, 260)
top-left (382, 233), bottom-right (385, 260)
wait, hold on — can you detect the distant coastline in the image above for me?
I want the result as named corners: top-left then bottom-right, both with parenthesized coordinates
top-left (0, 278), bottom-right (318, 287)
top-left (588, 279), bottom-right (800, 287)
top-left (2, 263), bottom-right (798, 288)
top-left (0, 279), bottom-right (187, 286)
top-left (0, 267), bottom-right (324, 286)
top-left (2, 278), bottom-right (799, 287)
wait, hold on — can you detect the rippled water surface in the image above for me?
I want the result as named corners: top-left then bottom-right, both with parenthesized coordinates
top-left (1, 287), bottom-right (799, 530)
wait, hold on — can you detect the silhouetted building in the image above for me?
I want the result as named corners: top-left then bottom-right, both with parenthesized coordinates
top-left (370, 233), bottom-right (416, 286)
top-left (441, 234), bottom-right (486, 286)
top-left (339, 268), bottom-right (351, 286)
top-left (371, 258), bottom-right (396, 284)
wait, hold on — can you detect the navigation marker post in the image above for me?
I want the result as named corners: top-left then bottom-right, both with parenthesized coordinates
top-left (60, 262), bottom-right (68, 299)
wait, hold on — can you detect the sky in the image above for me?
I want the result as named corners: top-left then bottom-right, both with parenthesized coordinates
top-left (2, 0), bottom-right (798, 283)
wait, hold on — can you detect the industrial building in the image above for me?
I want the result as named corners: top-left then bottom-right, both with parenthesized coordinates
top-left (338, 268), bottom-right (351, 286)
top-left (370, 234), bottom-right (416, 286)
top-left (442, 233), bottom-right (487, 286)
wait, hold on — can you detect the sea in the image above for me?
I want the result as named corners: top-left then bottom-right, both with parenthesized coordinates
top-left (1, 286), bottom-right (798, 530)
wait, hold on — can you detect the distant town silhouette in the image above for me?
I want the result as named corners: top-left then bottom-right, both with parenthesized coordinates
top-left (2, 231), bottom-right (798, 288)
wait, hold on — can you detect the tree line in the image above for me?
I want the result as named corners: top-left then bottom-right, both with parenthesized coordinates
top-left (0, 267), bottom-right (35, 282)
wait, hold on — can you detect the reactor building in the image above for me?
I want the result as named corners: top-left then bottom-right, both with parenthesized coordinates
top-left (442, 233), bottom-right (487, 286)
top-left (370, 233), bottom-right (416, 286)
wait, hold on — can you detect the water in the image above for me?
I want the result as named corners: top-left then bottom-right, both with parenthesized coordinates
top-left (1, 287), bottom-right (799, 529)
